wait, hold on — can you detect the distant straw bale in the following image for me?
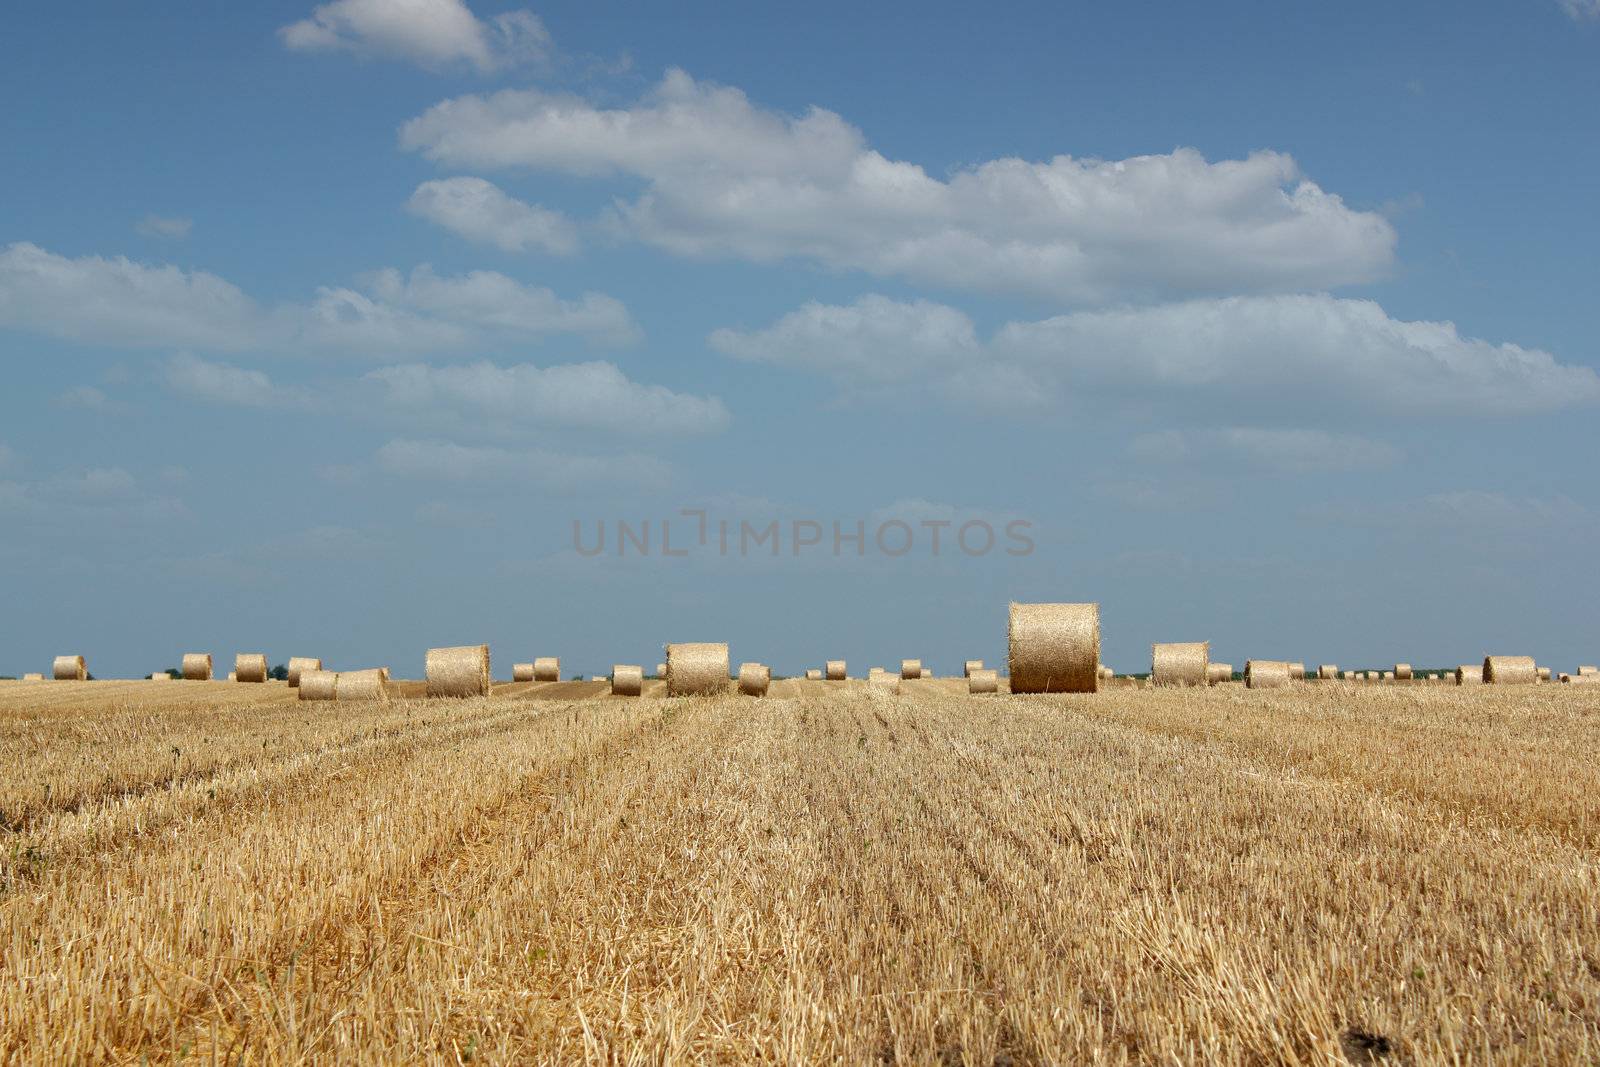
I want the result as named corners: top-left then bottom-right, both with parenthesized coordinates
top-left (666, 643), bottom-right (729, 696)
top-left (1151, 642), bottom-right (1208, 687)
top-left (1245, 660), bottom-right (1290, 689)
top-left (513, 663), bottom-right (535, 682)
top-left (826, 660), bottom-right (847, 681)
top-left (1008, 602), bottom-right (1099, 694)
top-left (900, 659), bottom-right (922, 680)
top-left (1484, 655), bottom-right (1536, 685)
top-left (426, 645), bottom-right (490, 698)
top-left (1456, 665), bottom-right (1484, 685)
top-left (235, 654), bottom-right (269, 684)
top-left (533, 657), bottom-right (561, 682)
top-left (298, 669), bottom-right (337, 701)
top-left (737, 662), bottom-right (770, 697)
top-left (964, 660), bottom-right (983, 677)
top-left (336, 668), bottom-right (389, 702)
top-left (286, 657), bottom-right (321, 688)
top-left (804, 669), bottom-right (822, 681)
top-left (968, 668), bottom-right (998, 694)
top-left (611, 665), bottom-right (643, 696)
top-left (52, 655), bottom-right (86, 681)
top-left (181, 654), bottom-right (212, 681)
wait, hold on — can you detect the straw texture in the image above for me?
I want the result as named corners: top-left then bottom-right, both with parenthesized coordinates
top-left (1245, 660), bottom-right (1291, 689)
top-left (298, 669), bottom-right (337, 701)
top-left (919, 667), bottom-right (932, 678)
top-left (611, 665), bottom-right (643, 697)
top-left (336, 668), bottom-right (389, 703)
top-left (149, 673), bottom-right (169, 682)
top-left (1394, 663), bottom-right (1413, 681)
top-left (825, 660), bottom-right (846, 681)
top-left (286, 657), bottom-right (321, 688)
top-left (804, 669), bottom-right (822, 681)
top-left (963, 660), bottom-right (983, 677)
top-left (21, 674), bottom-right (43, 682)
top-left (513, 663), bottom-right (535, 682)
top-left (1484, 655), bottom-right (1536, 685)
top-left (868, 671), bottom-right (899, 693)
top-left (737, 662), bottom-right (770, 697)
top-left (426, 645), bottom-right (490, 699)
top-left (1207, 663), bottom-right (1233, 685)
top-left (1579, 665), bottom-right (1599, 676)
top-left (226, 673), bottom-right (237, 683)
top-left (1317, 665), bottom-right (1338, 680)
top-left (181, 654), bottom-right (212, 681)
top-left (1561, 673), bottom-right (1600, 685)
top-left (52, 655), bottom-right (86, 681)
top-left (532, 657), bottom-right (560, 682)
top-left (235, 654), bottom-right (269, 684)
top-left (968, 668), bottom-right (999, 694)
top-left (1151, 642), bottom-right (1208, 688)
top-left (1456, 665), bottom-right (1484, 685)
top-left (1537, 666), bottom-right (1551, 682)
top-left (900, 659), bottom-right (922, 680)
top-left (655, 663), bottom-right (667, 677)
top-left (666, 642), bottom-right (729, 696)
top-left (1288, 662), bottom-right (1306, 681)
top-left (1008, 602), bottom-right (1100, 694)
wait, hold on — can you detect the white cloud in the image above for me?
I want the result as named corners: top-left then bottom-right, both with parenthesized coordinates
top-left (712, 293), bottom-right (1600, 415)
top-left (401, 69), bottom-right (1396, 304)
top-left (1559, 0), bottom-right (1600, 21)
top-left (375, 438), bottom-right (671, 493)
top-left (407, 177), bottom-right (577, 254)
top-left (0, 243), bottom-right (638, 355)
top-left (365, 360), bottom-right (729, 436)
top-left (163, 354), bottom-right (318, 409)
top-left (136, 214), bottom-right (193, 239)
top-left (280, 0), bottom-right (549, 72)
top-left (1129, 428), bottom-right (1402, 472)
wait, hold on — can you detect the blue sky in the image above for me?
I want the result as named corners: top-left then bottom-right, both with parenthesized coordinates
top-left (3, 0), bottom-right (1597, 679)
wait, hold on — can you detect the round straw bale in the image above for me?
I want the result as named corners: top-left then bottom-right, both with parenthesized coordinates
top-left (737, 662), bottom-right (770, 697)
top-left (963, 659), bottom-right (984, 677)
top-left (234, 654), bottom-right (269, 684)
top-left (181, 653), bottom-right (212, 681)
top-left (1007, 602), bottom-right (1099, 694)
top-left (655, 663), bottom-right (667, 677)
top-left (868, 667), bottom-right (885, 677)
top-left (512, 663), bottom-right (535, 682)
top-left (1394, 663), bottom-right (1413, 681)
top-left (900, 659), bottom-right (922, 680)
top-left (920, 667), bottom-right (933, 678)
top-left (286, 657), bottom-right (322, 688)
top-left (1578, 665), bottom-right (1599, 676)
top-left (149, 672), bottom-right (169, 682)
top-left (1244, 660), bottom-right (1290, 689)
top-left (1317, 664), bottom-right (1339, 680)
top-left (52, 655), bottom-right (86, 681)
top-left (1207, 662), bottom-right (1233, 684)
top-left (1561, 673), bottom-right (1600, 685)
top-left (336, 668), bottom-right (389, 702)
top-left (299, 669), bottom-right (337, 701)
top-left (968, 668), bottom-right (999, 694)
top-left (825, 660), bottom-right (847, 681)
top-left (804, 668), bottom-right (822, 680)
top-left (612, 665), bottom-right (643, 697)
top-left (1382, 671), bottom-right (1394, 682)
top-left (426, 645), bottom-right (490, 698)
top-left (1455, 665), bottom-right (1483, 685)
top-left (533, 657), bottom-right (561, 682)
top-left (1151, 642), bottom-right (1208, 687)
top-left (1483, 655), bottom-right (1536, 685)
top-left (21, 673), bottom-right (44, 681)
top-left (1287, 662), bottom-right (1306, 681)
top-left (666, 643), bottom-right (729, 696)
top-left (1537, 666), bottom-right (1551, 682)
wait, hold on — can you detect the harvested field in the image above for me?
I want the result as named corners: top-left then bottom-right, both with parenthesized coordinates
top-left (1, 679), bottom-right (1598, 1064)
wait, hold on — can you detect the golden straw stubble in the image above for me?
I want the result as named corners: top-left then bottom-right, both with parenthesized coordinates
top-left (426, 645), bottom-right (490, 698)
top-left (1151, 642), bottom-right (1208, 687)
top-left (1008, 602), bottom-right (1099, 694)
top-left (666, 643), bottom-right (730, 696)
top-left (611, 665), bottom-right (643, 697)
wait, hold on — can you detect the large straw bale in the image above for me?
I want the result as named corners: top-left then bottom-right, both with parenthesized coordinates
top-left (533, 657), bottom-right (561, 682)
top-left (1394, 663), bottom-right (1413, 681)
top-left (299, 669), bottom-right (337, 701)
top-left (336, 668), bottom-right (389, 702)
top-left (825, 660), bottom-right (847, 681)
top-left (612, 665), bottom-right (643, 697)
top-left (52, 655), bottom-right (86, 681)
top-left (1007, 602), bottom-right (1099, 694)
top-left (426, 645), bottom-right (490, 698)
top-left (1245, 660), bottom-right (1290, 689)
top-left (968, 668), bottom-right (999, 694)
top-left (513, 663), bottom-right (535, 682)
top-left (738, 662), bottom-right (770, 696)
top-left (900, 659), bottom-right (922, 680)
top-left (1483, 655), bottom-right (1536, 685)
top-left (235, 653), bottom-right (269, 684)
top-left (1151, 642), bottom-right (1208, 687)
top-left (286, 657), bottom-right (321, 688)
top-left (181, 653), bottom-right (212, 681)
top-left (666, 643), bottom-right (729, 696)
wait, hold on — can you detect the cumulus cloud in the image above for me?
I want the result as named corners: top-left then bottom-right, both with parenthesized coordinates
top-left (1129, 428), bottom-right (1402, 472)
top-left (280, 0), bottom-right (550, 72)
top-left (0, 242), bottom-right (639, 355)
top-left (407, 177), bottom-right (577, 254)
top-left (136, 214), bottom-right (193, 239)
top-left (365, 360), bottom-right (728, 436)
top-left (401, 69), bottom-right (1397, 304)
top-left (163, 354), bottom-right (319, 410)
top-left (712, 293), bottom-right (1600, 415)
top-left (375, 438), bottom-right (671, 493)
